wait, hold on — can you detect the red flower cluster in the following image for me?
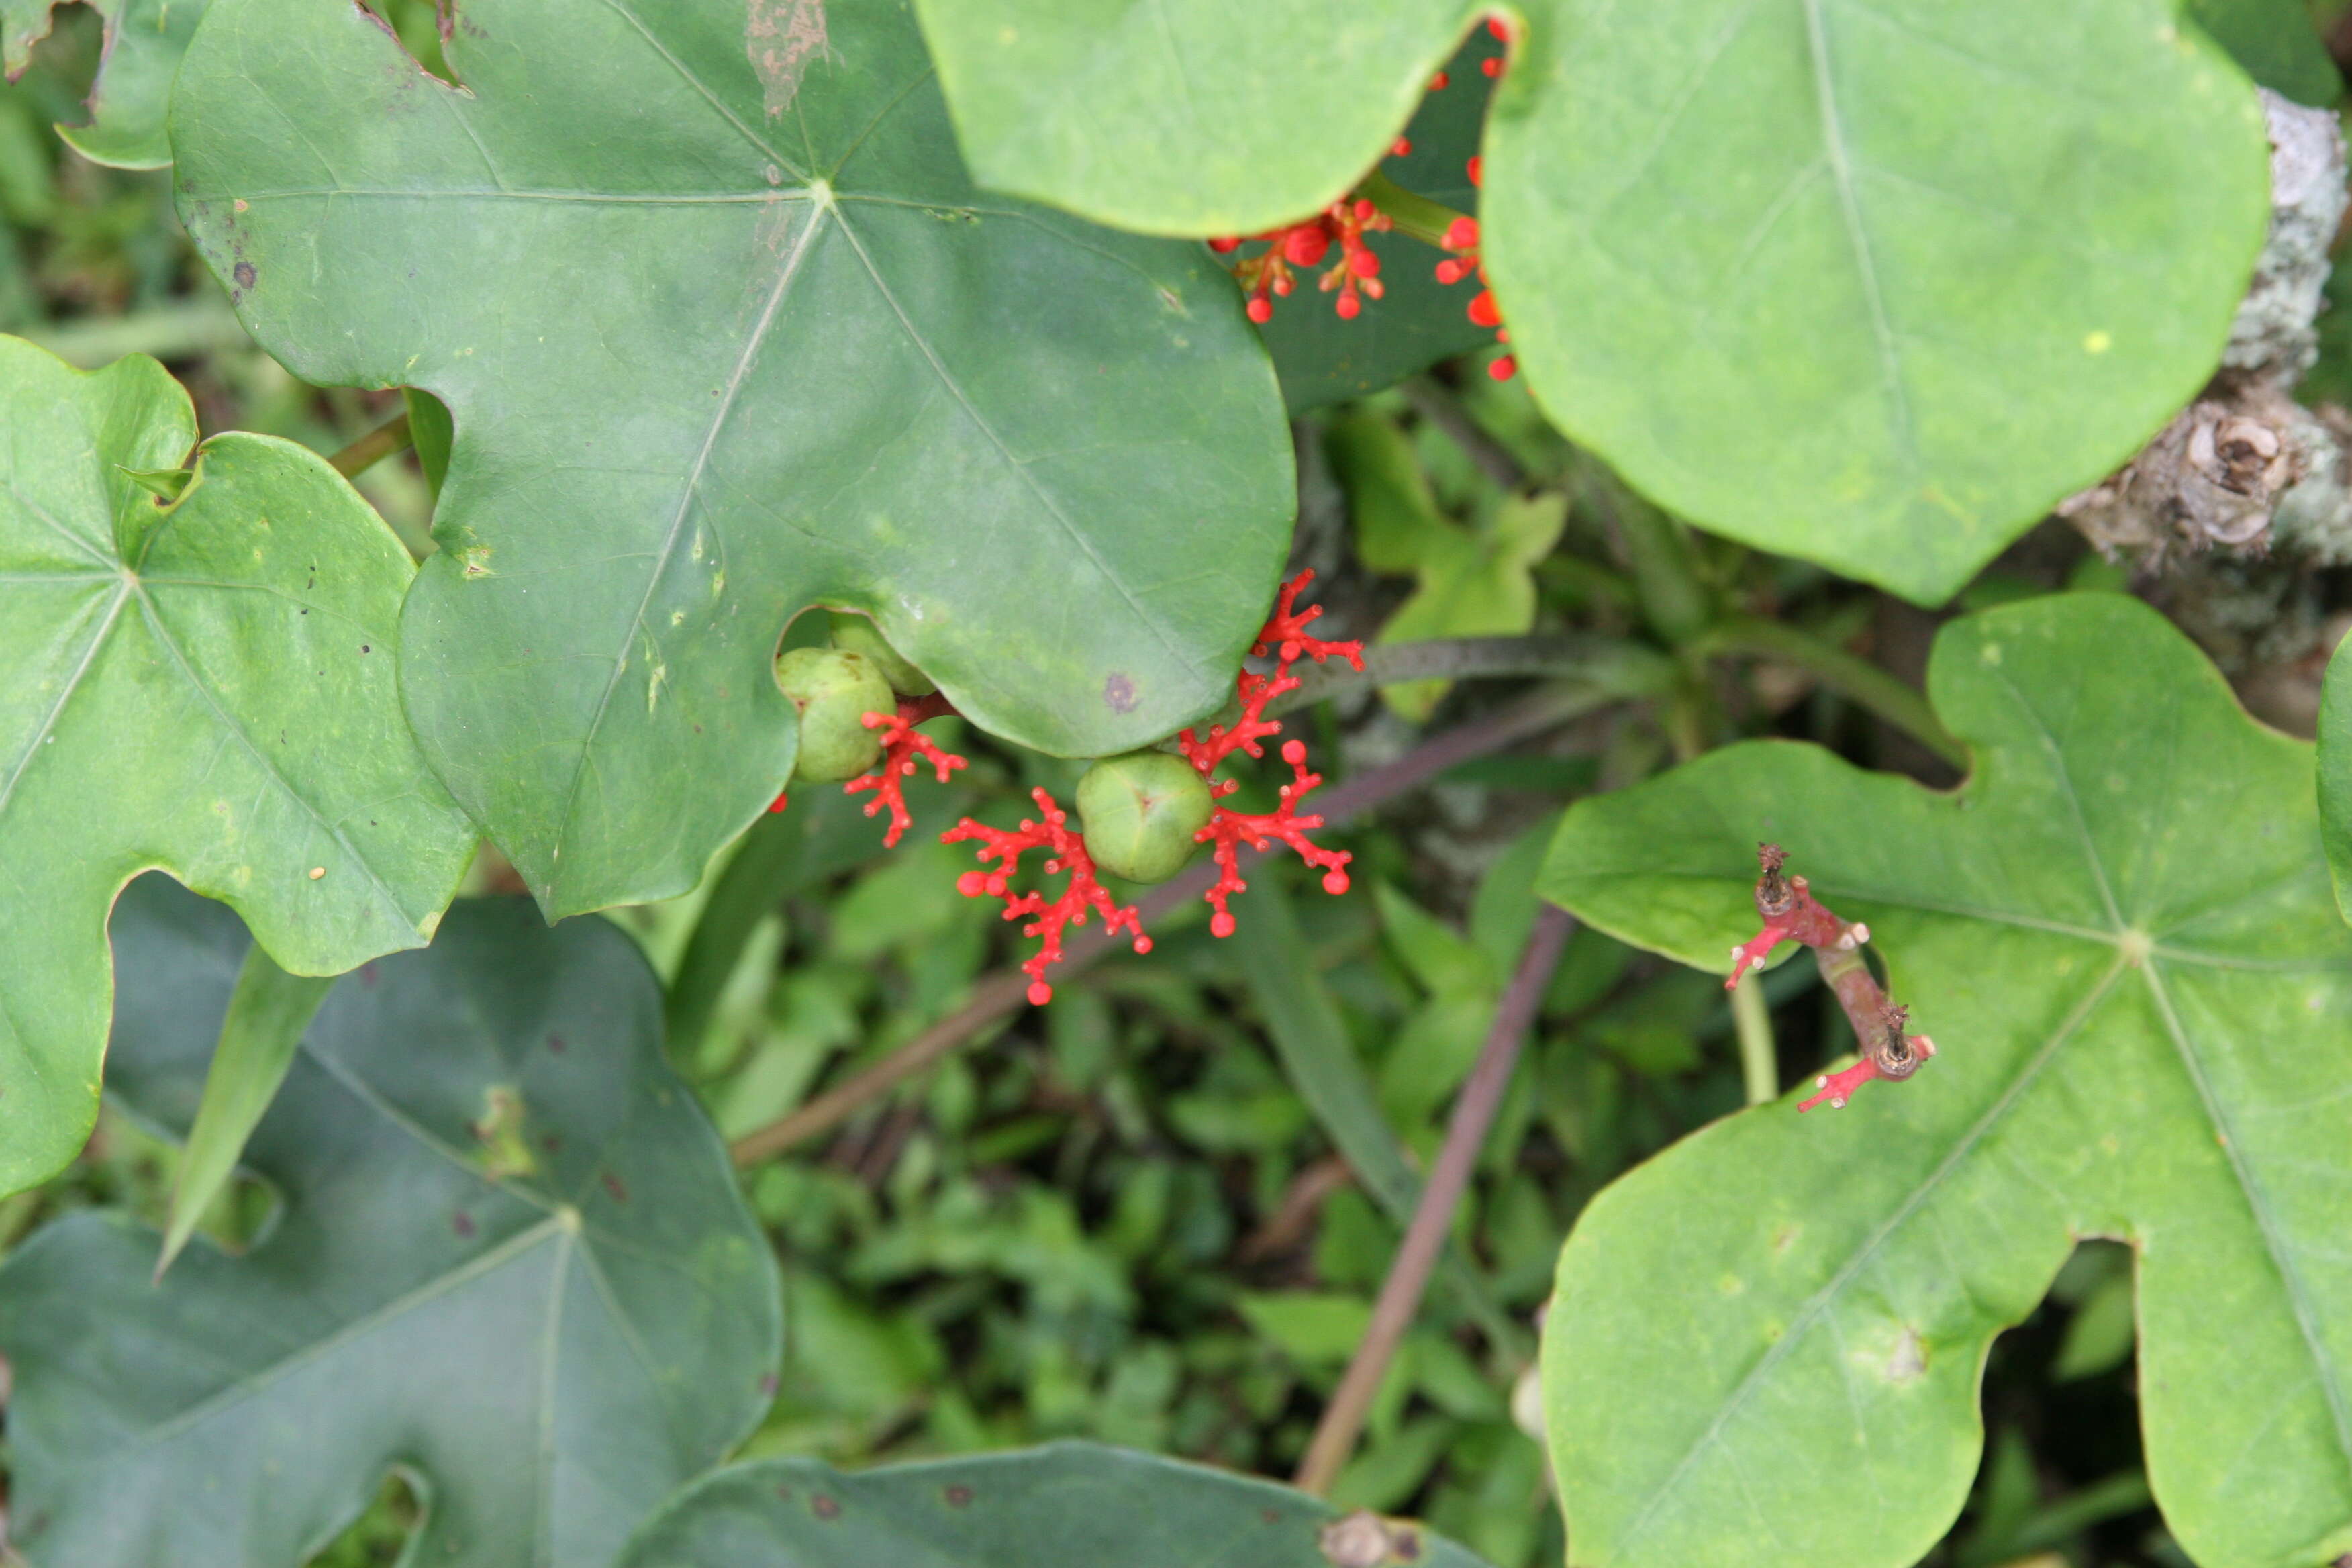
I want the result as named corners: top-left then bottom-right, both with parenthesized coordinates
top-left (1724, 844), bottom-right (1936, 1112)
top-left (1179, 571), bottom-right (1363, 937)
top-left (1212, 199), bottom-right (1393, 323)
top-left (942, 572), bottom-right (1362, 1006)
top-left (944, 790), bottom-right (1152, 1007)
top-left (767, 691), bottom-right (969, 842)
top-left (846, 695), bottom-right (967, 848)
top-left (1432, 209), bottom-right (1514, 381)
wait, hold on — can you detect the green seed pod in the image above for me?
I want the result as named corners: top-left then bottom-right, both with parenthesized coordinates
top-left (774, 647), bottom-right (895, 781)
top-left (1077, 751), bottom-right (1214, 883)
top-left (828, 612), bottom-right (935, 697)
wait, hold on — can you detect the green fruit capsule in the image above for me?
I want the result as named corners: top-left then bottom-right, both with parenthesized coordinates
top-left (774, 647), bottom-right (895, 781)
top-left (1077, 751), bottom-right (1214, 883)
top-left (828, 612), bottom-right (935, 696)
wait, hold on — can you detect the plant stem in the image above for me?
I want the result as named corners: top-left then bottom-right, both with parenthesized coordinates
top-left (728, 681), bottom-right (1617, 1167)
top-left (1400, 377), bottom-right (1526, 493)
top-left (328, 412), bottom-right (415, 480)
top-left (1291, 904), bottom-right (1575, 1497)
top-left (1692, 613), bottom-right (1965, 768)
top-left (1354, 169), bottom-right (1466, 250)
top-left (1275, 633), bottom-right (1675, 716)
top-left (1731, 970), bottom-right (1776, 1105)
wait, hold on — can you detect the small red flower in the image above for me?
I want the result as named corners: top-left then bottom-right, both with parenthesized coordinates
top-left (1216, 199), bottom-right (1393, 325)
top-left (944, 788), bottom-right (1151, 1006)
top-left (844, 697), bottom-right (968, 848)
top-left (1180, 571), bottom-right (1363, 938)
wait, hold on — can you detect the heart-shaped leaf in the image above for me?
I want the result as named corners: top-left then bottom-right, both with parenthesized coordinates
top-left (1, 0), bottom-right (209, 169)
top-left (170, 0), bottom-right (1294, 919)
top-left (616, 1443), bottom-right (1499, 1567)
top-left (1537, 593), bottom-right (2352, 1568)
top-left (0, 337), bottom-right (472, 1195)
top-left (913, 0), bottom-right (2271, 603)
top-left (0, 876), bottom-right (783, 1568)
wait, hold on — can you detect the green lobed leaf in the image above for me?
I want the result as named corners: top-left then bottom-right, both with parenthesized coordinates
top-left (914, 0), bottom-right (2272, 604)
top-left (0, 336), bottom-right (472, 1195)
top-left (616, 1443), bottom-right (1500, 1567)
top-left (1, 0), bottom-right (209, 169)
top-left (0, 876), bottom-right (782, 1568)
top-left (1373, 492), bottom-right (1565, 720)
top-left (155, 940), bottom-right (333, 1276)
top-left (170, 0), bottom-right (1294, 919)
top-left (1535, 593), bottom-right (2352, 1568)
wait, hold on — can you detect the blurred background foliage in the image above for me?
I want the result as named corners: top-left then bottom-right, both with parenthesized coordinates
top-left (5, 4), bottom-right (2350, 1565)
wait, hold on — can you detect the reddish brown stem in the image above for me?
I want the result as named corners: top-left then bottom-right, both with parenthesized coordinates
top-left (1292, 905), bottom-right (1575, 1496)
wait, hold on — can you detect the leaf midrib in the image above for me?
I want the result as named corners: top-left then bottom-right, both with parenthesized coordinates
top-left (130, 1212), bottom-right (569, 1451)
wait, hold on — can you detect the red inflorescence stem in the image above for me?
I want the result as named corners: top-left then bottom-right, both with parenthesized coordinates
top-left (845, 694), bottom-right (968, 848)
top-left (1724, 842), bottom-right (1855, 989)
top-left (1185, 571), bottom-right (1363, 939)
top-left (1720, 844), bottom-right (1937, 1112)
top-left (943, 788), bottom-right (1151, 1007)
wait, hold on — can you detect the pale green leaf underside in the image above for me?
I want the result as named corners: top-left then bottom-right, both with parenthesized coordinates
top-left (912, 0), bottom-right (1479, 236)
top-left (914, 0), bottom-right (2271, 604)
top-left (0, 337), bottom-right (471, 1196)
top-left (0, 879), bottom-right (781, 1568)
top-left (1485, 0), bottom-right (2271, 603)
top-left (1, 0), bottom-right (210, 169)
top-left (618, 1444), bottom-right (1500, 1567)
top-left (170, 0), bottom-right (1293, 919)
top-left (1536, 593), bottom-right (2352, 1568)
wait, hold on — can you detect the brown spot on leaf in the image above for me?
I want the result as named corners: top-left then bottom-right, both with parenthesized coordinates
top-left (944, 1485), bottom-right (973, 1508)
top-left (452, 1210), bottom-right (475, 1238)
top-left (1102, 671), bottom-right (1137, 712)
top-left (546, 1033), bottom-right (565, 1054)
top-left (601, 1171), bottom-right (628, 1204)
top-left (811, 1493), bottom-right (840, 1520)
top-left (746, 0), bottom-right (827, 119)
top-left (758, 1372), bottom-right (779, 1398)
top-left (233, 261), bottom-right (256, 291)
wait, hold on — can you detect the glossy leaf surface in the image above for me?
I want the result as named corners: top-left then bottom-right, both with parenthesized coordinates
top-left (1537, 593), bottom-right (2352, 1568)
top-left (0, 877), bottom-right (782, 1568)
top-left (0, 338), bottom-right (471, 1195)
top-left (916, 0), bottom-right (2271, 603)
top-left (1, 0), bottom-right (207, 168)
top-left (618, 1443), bottom-right (1498, 1567)
top-left (171, 0), bottom-right (1293, 918)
